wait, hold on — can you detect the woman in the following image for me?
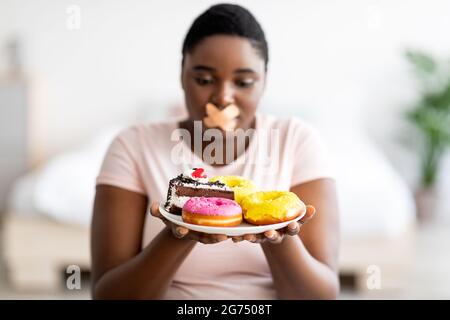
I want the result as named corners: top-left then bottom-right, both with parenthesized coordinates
top-left (91, 3), bottom-right (340, 299)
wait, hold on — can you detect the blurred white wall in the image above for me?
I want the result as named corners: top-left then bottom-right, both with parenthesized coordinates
top-left (1, 0), bottom-right (450, 189)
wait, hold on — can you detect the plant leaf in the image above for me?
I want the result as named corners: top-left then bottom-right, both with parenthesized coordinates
top-left (405, 50), bottom-right (436, 74)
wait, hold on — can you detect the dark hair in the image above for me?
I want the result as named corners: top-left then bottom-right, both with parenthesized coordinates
top-left (182, 3), bottom-right (269, 69)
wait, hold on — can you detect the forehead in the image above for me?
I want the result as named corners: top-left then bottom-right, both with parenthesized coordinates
top-left (184, 35), bottom-right (265, 73)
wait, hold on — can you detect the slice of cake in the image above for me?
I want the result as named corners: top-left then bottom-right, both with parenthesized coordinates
top-left (164, 168), bottom-right (234, 215)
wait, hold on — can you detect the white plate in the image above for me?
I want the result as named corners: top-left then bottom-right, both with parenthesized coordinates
top-left (158, 204), bottom-right (306, 237)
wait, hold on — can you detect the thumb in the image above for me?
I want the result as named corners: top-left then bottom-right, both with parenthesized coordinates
top-left (299, 205), bottom-right (316, 225)
top-left (150, 202), bottom-right (163, 218)
top-left (172, 225), bottom-right (189, 239)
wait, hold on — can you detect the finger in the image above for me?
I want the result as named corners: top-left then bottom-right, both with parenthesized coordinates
top-left (286, 221), bottom-right (300, 236)
top-left (232, 236), bottom-right (243, 243)
top-left (194, 233), bottom-right (209, 244)
top-left (264, 230), bottom-right (277, 241)
top-left (214, 234), bottom-right (228, 243)
top-left (172, 225), bottom-right (189, 239)
top-left (253, 235), bottom-right (267, 244)
top-left (205, 234), bottom-right (225, 244)
top-left (272, 233), bottom-right (284, 244)
top-left (150, 202), bottom-right (165, 219)
top-left (264, 230), bottom-right (283, 244)
top-left (243, 234), bottom-right (257, 243)
top-left (299, 205), bottom-right (316, 225)
top-left (150, 203), bottom-right (171, 228)
top-left (195, 233), bottom-right (225, 244)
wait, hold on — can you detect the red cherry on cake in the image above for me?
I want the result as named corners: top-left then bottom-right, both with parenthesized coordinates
top-left (192, 168), bottom-right (207, 179)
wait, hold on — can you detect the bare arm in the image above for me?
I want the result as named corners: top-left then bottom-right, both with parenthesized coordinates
top-left (91, 185), bottom-right (197, 299)
top-left (260, 178), bottom-right (340, 299)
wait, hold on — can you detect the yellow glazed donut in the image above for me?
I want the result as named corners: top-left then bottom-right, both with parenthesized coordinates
top-left (210, 176), bottom-right (256, 204)
top-left (241, 191), bottom-right (306, 225)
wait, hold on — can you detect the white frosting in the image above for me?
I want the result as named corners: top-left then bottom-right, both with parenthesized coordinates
top-left (165, 176), bottom-right (232, 210)
top-left (170, 195), bottom-right (190, 208)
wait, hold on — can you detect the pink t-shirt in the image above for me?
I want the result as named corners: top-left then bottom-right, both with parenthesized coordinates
top-left (96, 113), bottom-right (333, 299)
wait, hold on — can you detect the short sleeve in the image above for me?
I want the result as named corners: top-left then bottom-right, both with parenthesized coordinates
top-left (96, 129), bottom-right (147, 195)
top-left (290, 121), bottom-right (335, 187)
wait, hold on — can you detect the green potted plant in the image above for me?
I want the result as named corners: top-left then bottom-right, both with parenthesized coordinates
top-left (405, 50), bottom-right (450, 221)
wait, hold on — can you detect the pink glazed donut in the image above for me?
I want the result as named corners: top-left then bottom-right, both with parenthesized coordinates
top-left (182, 197), bottom-right (243, 227)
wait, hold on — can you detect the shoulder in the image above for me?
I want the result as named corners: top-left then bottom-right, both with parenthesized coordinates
top-left (107, 120), bottom-right (178, 159)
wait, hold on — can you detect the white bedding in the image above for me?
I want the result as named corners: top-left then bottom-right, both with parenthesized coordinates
top-left (319, 126), bottom-right (416, 237)
top-left (7, 126), bottom-right (122, 226)
top-left (7, 124), bottom-right (416, 236)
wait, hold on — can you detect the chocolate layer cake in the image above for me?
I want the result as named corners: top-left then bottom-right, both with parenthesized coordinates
top-left (164, 168), bottom-right (234, 215)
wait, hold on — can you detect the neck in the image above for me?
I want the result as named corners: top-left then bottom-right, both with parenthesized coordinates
top-left (178, 117), bottom-right (256, 167)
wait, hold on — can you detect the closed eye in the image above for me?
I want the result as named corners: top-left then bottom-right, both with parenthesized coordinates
top-left (195, 77), bottom-right (214, 86)
top-left (235, 79), bottom-right (255, 88)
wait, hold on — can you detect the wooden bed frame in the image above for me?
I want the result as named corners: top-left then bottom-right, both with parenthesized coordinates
top-left (2, 214), bottom-right (90, 291)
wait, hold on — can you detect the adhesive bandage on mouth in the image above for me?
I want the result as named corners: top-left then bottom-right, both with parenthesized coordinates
top-left (203, 103), bottom-right (240, 131)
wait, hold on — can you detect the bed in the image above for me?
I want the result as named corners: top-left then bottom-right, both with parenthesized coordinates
top-left (2, 124), bottom-right (416, 293)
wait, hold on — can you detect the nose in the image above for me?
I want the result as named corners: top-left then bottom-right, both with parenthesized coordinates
top-left (211, 82), bottom-right (234, 109)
